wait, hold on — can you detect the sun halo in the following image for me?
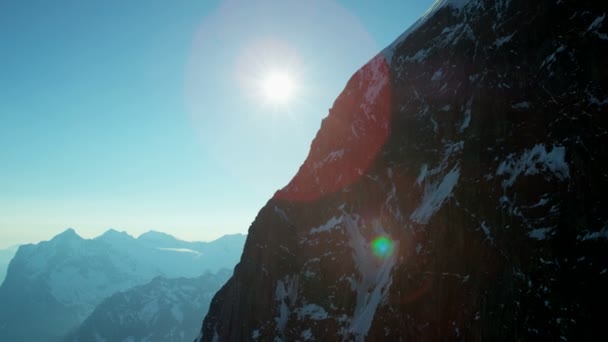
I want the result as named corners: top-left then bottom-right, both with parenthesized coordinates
top-left (261, 70), bottom-right (294, 104)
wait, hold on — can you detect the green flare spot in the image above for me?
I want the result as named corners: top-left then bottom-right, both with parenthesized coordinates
top-left (371, 236), bottom-right (394, 259)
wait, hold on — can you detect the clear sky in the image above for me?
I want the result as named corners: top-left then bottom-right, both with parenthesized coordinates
top-left (0, 0), bottom-right (435, 248)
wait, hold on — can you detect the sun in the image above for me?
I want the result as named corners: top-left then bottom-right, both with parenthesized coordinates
top-left (261, 71), bottom-right (294, 104)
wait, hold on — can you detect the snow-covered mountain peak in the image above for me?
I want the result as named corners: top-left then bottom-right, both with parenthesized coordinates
top-left (138, 230), bottom-right (178, 244)
top-left (96, 228), bottom-right (133, 240)
top-left (0, 229), bottom-right (246, 341)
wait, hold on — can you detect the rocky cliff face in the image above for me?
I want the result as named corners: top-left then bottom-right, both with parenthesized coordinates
top-left (199, 0), bottom-right (608, 340)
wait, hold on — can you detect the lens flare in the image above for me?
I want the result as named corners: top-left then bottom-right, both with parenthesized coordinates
top-left (371, 236), bottom-right (394, 259)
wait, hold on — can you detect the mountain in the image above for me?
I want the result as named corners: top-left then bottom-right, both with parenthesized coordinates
top-left (68, 269), bottom-right (231, 342)
top-left (0, 245), bottom-right (19, 285)
top-left (198, 0), bottom-right (608, 341)
top-left (0, 229), bottom-right (245, 341)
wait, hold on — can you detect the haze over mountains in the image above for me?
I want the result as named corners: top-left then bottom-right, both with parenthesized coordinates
top-left (199, 0), bottom-right (608, 340)
top-left (0, 229), bottom-right (245, 341)
top-left (0, 245), bottom-right (19, 284)
top-left (69, 270), bottom-right (231, 342)
top-left (2, 0), bottom-right (606, 341)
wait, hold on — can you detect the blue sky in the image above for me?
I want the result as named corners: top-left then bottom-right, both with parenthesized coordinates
top-left (0, 0), bottom-right (435, 247)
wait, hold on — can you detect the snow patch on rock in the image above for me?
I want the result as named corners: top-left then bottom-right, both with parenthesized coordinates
top-left (301, 328), bottom-right (313, 341)
top-left (417, 164), bottom-right (430, 185)
top-left (586, 14), bottom-right (608, 40)
top-left (459, 98), bottom-right (473, 133)
top-left (342, 215), bottom-right (398, 341)
top-left (494, 33), bottom-right (515, 47)
top-left (431, 68), bottom-right (444, 81)
top-left (360, 55), bottom-right (390, 117)
top-left (411, 141), bottom-right (463, 224)
top-left (315, 149), bottom-right (345, 169)
top-left (511, 101), bottom-right (531, 110)
top-left (275, 276), bottom-right (299, 336)
top-left (528, 227), bottom-right (554, 240)
top-left (411, 166), bottom-right (461, 224)
top-left (496, 144), bottom-right (570, 188)
top-left (540, 45), bottom-right (566, 69)
top-left (578, 226), bottom-right (608, 241)
top-left (296, 303), bottom-right (329, 320)
top-left (310, 216), bottom-right (343, 234)
top-left (481, 221), bottom-right (493, 242)
top-left (307, 213), bottom-right (398, 341)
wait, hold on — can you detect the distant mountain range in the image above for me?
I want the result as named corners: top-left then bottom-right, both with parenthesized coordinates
top-left (68, 270), bottom-right (231, 342)
top-left (0, 229), bottom-right (245, 341)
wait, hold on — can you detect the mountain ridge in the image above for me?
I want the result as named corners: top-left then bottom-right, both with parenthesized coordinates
top-left (0, 229), bottom-right (245, 341)
top-left (68, 269), bottom-right (231, 342)
top-left (198, 0), bottom-right (608, 340)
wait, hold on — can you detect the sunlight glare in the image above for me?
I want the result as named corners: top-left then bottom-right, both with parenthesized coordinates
top-left (262, 71), bottom-right (294, 104)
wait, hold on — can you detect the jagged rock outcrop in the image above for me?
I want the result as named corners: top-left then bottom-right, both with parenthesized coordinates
top-left (199, 0), bottom-right (608, 340)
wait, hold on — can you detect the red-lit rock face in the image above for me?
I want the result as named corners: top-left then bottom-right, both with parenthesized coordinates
top-left (275, 54), bottom-right (392, 202)
top-left (199, 1), bottom-right (608, 341)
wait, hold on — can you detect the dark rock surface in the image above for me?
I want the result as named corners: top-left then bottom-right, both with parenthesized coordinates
top-left (199, 0), bottom-right (608, 340)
